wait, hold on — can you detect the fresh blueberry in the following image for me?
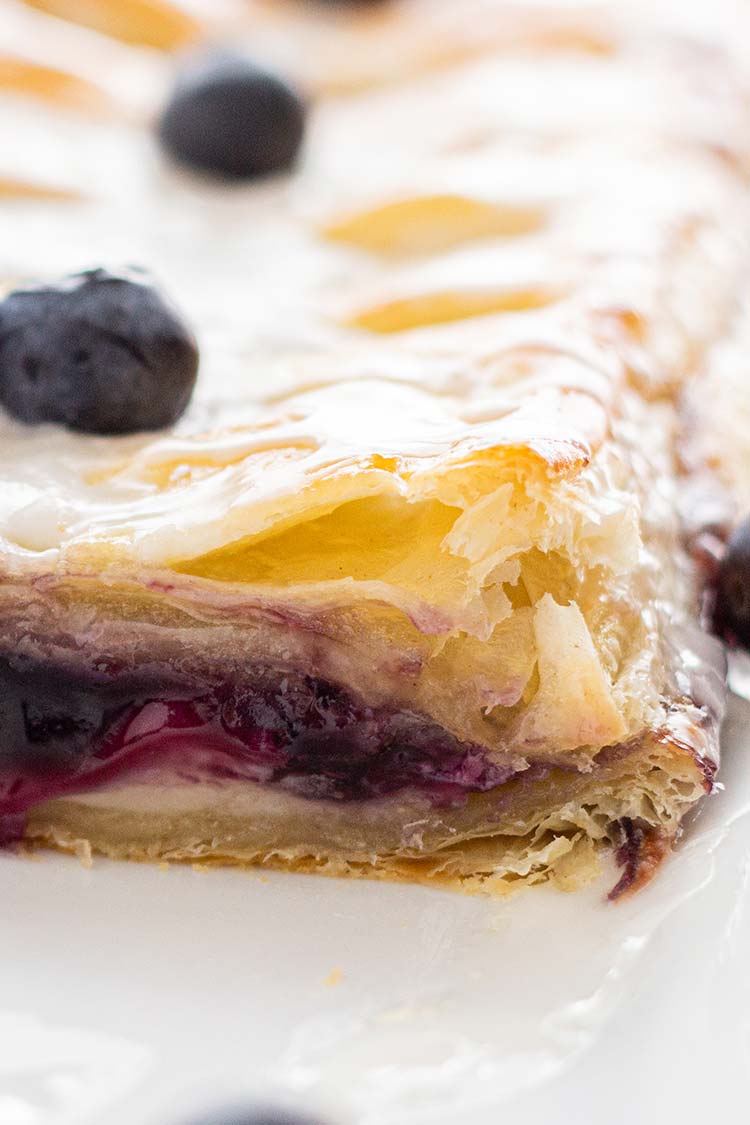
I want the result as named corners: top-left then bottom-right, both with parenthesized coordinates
top-left (715, 516), bottom-right (750, 648)
top-left (158, 53), bottom-right (306, 180)
top-left (0, 268), bottom-right (199, 435)
top-left (183, 1105), bottom-right (328, 1125)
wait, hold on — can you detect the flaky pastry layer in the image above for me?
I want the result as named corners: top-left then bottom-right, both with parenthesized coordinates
top-left (23, 720), bottom-right (704, 892)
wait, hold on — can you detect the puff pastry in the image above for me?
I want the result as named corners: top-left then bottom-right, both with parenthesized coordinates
top-left (0, 0), bottom-right (742, 895)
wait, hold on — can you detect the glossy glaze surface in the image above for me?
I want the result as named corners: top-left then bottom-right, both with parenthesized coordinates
top-left (0, 0), bottom-right (747, 576)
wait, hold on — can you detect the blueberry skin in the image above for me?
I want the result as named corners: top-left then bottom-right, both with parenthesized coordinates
top-left (158, 53), bottom-right (306, 180)
top-left (715, 516), bottom-right (750, 648)
top-left (0, 268), bottom-right (199, 435)
top-left (184, 1105), bottom-right (328, 1125)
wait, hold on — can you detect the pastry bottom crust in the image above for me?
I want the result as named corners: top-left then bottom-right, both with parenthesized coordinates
top-left (22, 729), bottom-right (707, 897)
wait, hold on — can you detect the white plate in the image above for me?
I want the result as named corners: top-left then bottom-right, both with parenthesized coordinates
top-left (1, 697), bottom-right (749, 1125)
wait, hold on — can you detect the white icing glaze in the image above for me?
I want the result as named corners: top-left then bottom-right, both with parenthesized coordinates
top-left (0, 0), bottom-right (748, 578)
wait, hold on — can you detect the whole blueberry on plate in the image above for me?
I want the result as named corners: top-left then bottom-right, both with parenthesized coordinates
top-left (0, 268), bottom-right (199, 435)
top-left (715, 516), bottom-right (750, 648)
top-left (158, 52), bottom-right (306, 179)
top-left (184, 1104), bottom-right (328, 1125)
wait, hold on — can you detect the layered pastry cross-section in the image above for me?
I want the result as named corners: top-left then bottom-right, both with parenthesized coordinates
top-left (0, 353), bottom-right (728, 894)
top-left (0, 0), bottom-right (743, 894)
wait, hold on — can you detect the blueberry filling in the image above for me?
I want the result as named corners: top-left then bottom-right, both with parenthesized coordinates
top-left (0, 654), bottom-right (516, 842)
top-left (608, 816), bottom-right (669, 900)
